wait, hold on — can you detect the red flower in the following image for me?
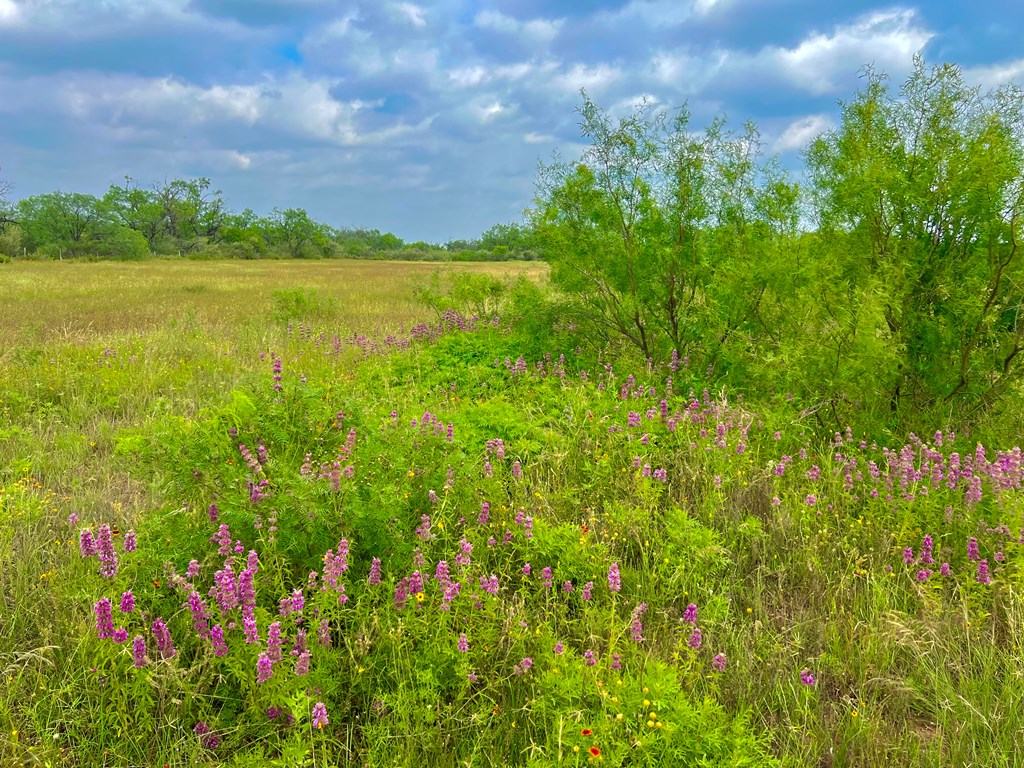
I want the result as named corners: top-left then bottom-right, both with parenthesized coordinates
top-left (589, 746), bottom-right (601, 757)
top-left (580, 728), bottom-right (592, 736)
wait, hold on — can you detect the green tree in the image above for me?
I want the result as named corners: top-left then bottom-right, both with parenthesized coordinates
top-left (533, 93), bottom-right (799, 366)
top-left (17, 191), bottom-right (108, 257)
top-left (101, 177), bottom-right (164, 249)
top-left (807, 58), bottom-right (1024, 424)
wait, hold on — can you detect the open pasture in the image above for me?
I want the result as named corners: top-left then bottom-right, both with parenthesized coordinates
top-left (1, 259), bottom-right (1022, 767)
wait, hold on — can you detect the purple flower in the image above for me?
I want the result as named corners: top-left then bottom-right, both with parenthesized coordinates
top-left (712, 653), bottom-right (727, 672)
top-left (96, 524), bottom-right (118, 578)
top-left (266, 622), bottom-right (284, 663)
top-left (581, 581), bottom-right (594, 600)
top-left (682, 603), bottom-right (697, 624)
top-left (317, 619), bottom-right (331, 648)
top-left (800, 669), bottom-right (816, 686)
top-left (295, 650), bottom-right (311, 676)
top-left (610, 653), bottom-right (622, 670)
top-left (367, 557), bottom-right (382, 586)
top-left (79, 529), bottom-right (96, 558)
top-left (236, 568), bottom-right (255, 608)
top-left (940, 562), bottom-right (952, 576)
top-left (211, 524), bottom-right (231, 556)
top-left (541, 566), bottom-right (553, 589)
top-left (132, 635), bottom-right (147, 667)
top-left (311, 701), bottom-right (329, 729)
top-left (805, 494), bottom-right (817, 507)
top-left (119, 590), bottom-right (135, 613)
top-left (211, 625), bottom-right (228, 657)
top-left (187, 559), bottom-right (201, 579)
top-left (630, 603), bottom-right (647, 643)
top-left (478, 502), bottom-right (490, 526)
top-left (112, 628), bottom-right (128, 643)
top-left (123, 530), bottom-right (137, 553)
top-left (266, 706), bottom-right (281, 720)
top-left (967, 537), bottom-right (980, 561)
top-left (920, 535), bottom-right (934, 565)
top-left (519, 657), bottom-right (533, 674)
top-left (608, 562), bottom-right (621, 593)
top-left (256, 652), bottom-right (273, 683)
top-left (521, 562), bottom-right (532, 577)
top-left (688, 627), bottom-right (702, 649)
top-left (94, 598), bottom-right (113, 639)
top-left (915, 569), bottom-right (932, 582)
top-left (976, 559), bottom-right (991, 585)
top-left (457, 633), bottom-right (469, 653)
top-left (562, 580), bottom-right (573, 593)
top-left (152, 618), bottom-right (176, 659)
top-left (553, 642), bottom-right (565, 655)
top-left (188, 591), bottom-right (211, 639)
top-left (583, 649), bottom-right (597, 666)
top-left (902, 547), bottom-right (914, 564)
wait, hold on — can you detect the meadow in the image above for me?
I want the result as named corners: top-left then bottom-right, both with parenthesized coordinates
top-left (1, 259), bottom-right (1022, 767)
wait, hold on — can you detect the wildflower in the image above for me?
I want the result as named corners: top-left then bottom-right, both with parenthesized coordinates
top-left (186, 559), bottom-right (200, 579)
top-left (456, 539), bottom-right (472, 568)
top-left (267, 622), bottom-right (284, 663)
top-left (94, 598), bottom-right (113, 640)
top-left (902, 547), bottom-right (914, 564)
top-left (976, 559), bottom-right (991, 585)
top-left (915, 569), bottom-right (932, 582)
top-left (207, 503), bottom-right (219, 523)
top-left (608, 562), bottom-right (621, 593)
top-left (211, 524), bottom-right (231, 556)
top-left (367, 557), bottom-right (382, 585)
top-left (96, 524), bottom-right (118, 578)
top-left (554, 642), bottom-right (565, 655)
top-left (967, 537), bottom-right (980, 560)
top-left (457, 633), bottom-right (469, 653)
top-left (940, 562), bottom-right (952, 577)
top-left (712, 653), bottom-right (727, 671)
top-left (610, 653), bottom-right (622, 670)
top-left (79, 529), bottom-right (96, 557)
top-left (266, 706), bottom-right (281, 720)
top-left (123, 530), bottom-right (137, 552)
top-left (562, 580), bottom-right (573, 593)
top-left (805, 494), bottom-right (817, 507)
top-left (188, 591), bottom-right (211, 639)
top-left (580, 728), bottom-right (593, 736)
top-left (132, 635), bottom-right (147, 667)
top-left (920, 534), bottom-right (934, 564)
top-left (541, 566), bottom-right (553, 589)
top-left (478, 502), bottom-right (490, 526)
top-left (584, 649), bottom-right (596, 666)
top-left (682, 603), bottom-right (697, 624)
top-left (688, 627), bottom-right (702, 649)
top-left (630, 603), bottom-right (647, 643)
top-left (311, 702), bottom-right (329, 729)
top-left (152, 618), bottom-right (176, 659)
top-left (112, 628), bottom-right (128, 643)
top-left (295, 650), bottom-right (311, 676)
top-left (68, 512), bottom-right (79, 526)
top-left (317, 619), bottom-right (331, 648)
top-left (582, 581), bottom-right (594, 600)
top-left (211, 625), bottom-right (228, 657)
top-left (236, 568), bottom-right (255, 608)
top-left (516, 657), bottom-right (533, 674)
top-left (521, 562), bottom-right (532, 577)
top-left (256, 652), bottom-right (273, 683)
top-left (800, 669), bottom-right (816, 686)
top-left (589, 746), bottom-right (601, 757)
top-left (119, 590), bottom-right (135, 613)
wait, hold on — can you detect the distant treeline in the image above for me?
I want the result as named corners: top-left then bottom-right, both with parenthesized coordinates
top-left (0, 176), bottom-right (537, 262)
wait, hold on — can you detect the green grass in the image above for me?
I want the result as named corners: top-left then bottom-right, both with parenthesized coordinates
top-left (0, 259), bottom-right (1021, 767)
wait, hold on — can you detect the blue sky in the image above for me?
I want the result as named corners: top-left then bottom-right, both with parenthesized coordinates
top-left (1, 0), bottom-right (1022, 242)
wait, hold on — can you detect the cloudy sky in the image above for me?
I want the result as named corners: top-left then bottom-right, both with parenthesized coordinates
top-left (1, 0), bottom-right (1022, 242)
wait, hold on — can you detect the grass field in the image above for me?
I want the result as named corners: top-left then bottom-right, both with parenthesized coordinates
top-left (1, 259), bottom-right (1022, 767)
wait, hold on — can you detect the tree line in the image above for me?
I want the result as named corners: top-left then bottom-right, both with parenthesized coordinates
top-left (0, 175), bottom-right (537, 262)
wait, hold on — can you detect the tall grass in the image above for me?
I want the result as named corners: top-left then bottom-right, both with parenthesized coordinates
top-left (0, 259), bottom-right (1021, 767)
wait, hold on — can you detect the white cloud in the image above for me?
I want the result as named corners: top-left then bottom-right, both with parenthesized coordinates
top-left (550, 63), bottom-right (623, 94)
top-left (962, 58), bottom-right (1024, 90)
top-left (524, 131), bottom-right (554, 144)
top-left (0, 0), bottom-right (20, 24)
top-left (473, 9), bottom-right (562, 43)
top-left (773, 114), bottom-right (833, 152)
top-left (769, 10), bottom-right (933, 95)
top-left (693, 0), bottom-right (723, 15)
top-left (597, 0), bottom-right (692, 27)
top-left (55, 72), bottom-right (430, 147)
top-left (393, 2), bottom-right (426, 28)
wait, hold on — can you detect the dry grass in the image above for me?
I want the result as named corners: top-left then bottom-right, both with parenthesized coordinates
top-left (0, 258), bottom-right (548, 347)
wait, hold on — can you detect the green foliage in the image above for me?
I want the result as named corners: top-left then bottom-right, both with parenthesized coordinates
top-left (270, 287), bottom-right (337, 322)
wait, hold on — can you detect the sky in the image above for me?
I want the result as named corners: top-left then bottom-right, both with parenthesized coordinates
top-left (1, 0), bottom-right (1023, 243)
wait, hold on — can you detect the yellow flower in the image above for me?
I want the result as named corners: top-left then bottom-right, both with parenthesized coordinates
top-left (415, 592), bottom-right (425, 603)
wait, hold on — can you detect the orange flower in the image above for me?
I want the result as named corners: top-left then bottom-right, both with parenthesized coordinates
top-left (580, 728), bottom-right (593, 736)
top-left (589, 746), bottom-right (601, 757)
